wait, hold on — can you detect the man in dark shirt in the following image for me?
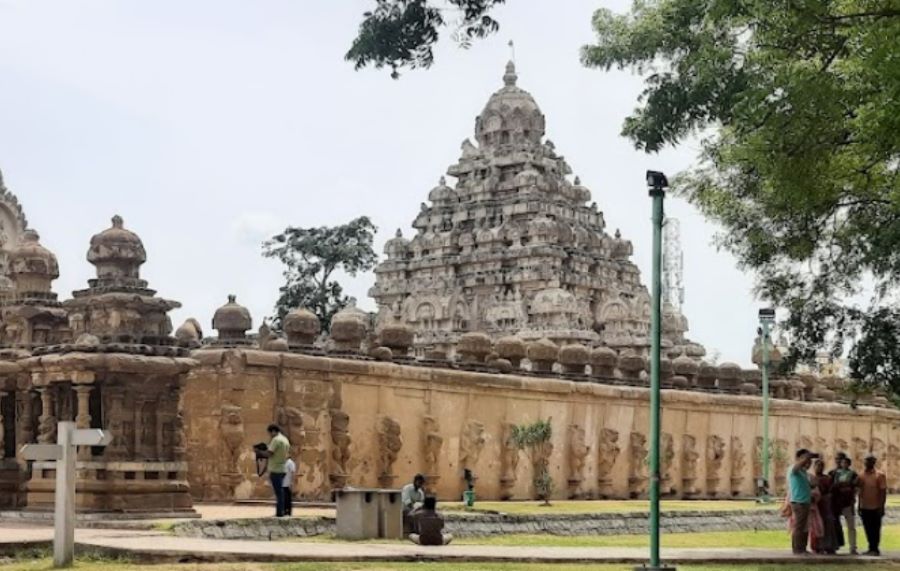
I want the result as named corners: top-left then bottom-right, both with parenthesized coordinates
top-left (409, 496), bottom-right (453, 546)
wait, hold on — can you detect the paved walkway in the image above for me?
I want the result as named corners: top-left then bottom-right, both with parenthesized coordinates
top-left (0, 523), bottom-right (896, 565)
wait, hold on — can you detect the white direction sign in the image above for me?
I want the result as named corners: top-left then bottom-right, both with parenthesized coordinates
top-left (20, 444), bottom-right (62, 461)
top-left (20, 421), bottom-right (111, 568)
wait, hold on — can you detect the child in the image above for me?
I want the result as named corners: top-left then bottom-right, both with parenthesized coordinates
top-left (283, 457), bottom-right (296, 516)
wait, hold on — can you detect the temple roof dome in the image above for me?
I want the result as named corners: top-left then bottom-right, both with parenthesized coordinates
top-left (428, 176), bottom-right (456, 203)
top-left (475, 61), bottom-right (545, 147)
top-left (212, 294), bottom-right (252, 338)
top-left (87, 215), bottom-right (146, 279)
top-left (384, 228), bottom-right (410, 257)
top-left (8, 229), bottom-right (59, 281)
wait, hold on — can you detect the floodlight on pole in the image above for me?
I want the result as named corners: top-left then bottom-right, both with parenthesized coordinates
top-left (636, 170), bottom-right (675, 571)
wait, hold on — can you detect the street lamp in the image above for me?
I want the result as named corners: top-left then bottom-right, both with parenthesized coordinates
top-left (639, 171), bottom-right (675, 571)
top-left (757, 308), bottom-right (776, 503)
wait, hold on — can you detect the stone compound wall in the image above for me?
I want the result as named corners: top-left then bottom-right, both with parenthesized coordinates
top-left (183, 348), bottom-right (900, 503)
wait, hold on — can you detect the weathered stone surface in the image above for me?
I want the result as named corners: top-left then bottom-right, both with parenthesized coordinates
top-left (495, 336), bottom-right (526, 368)
top-left (526, 338), bottom-right (558, 372)
top-left (457, 332), bottom-right (493, 363)
top-left (283, 308), bottom-right (320, 346)
top-left (558, 343), bottom-right (589, 374)
top-left (378, 324), bottom-right (415, 353)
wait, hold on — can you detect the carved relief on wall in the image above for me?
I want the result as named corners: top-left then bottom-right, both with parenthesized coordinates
top-left (871, 438), bottom-right (885, 461)
top-left (706, 435), bottom-right (726, 496)
top-left (219, 404), bottom-right (245, 498)
top-left (888, 444), bottom-right (900, 493)
top-left (730, 436), bottom-right (746, 496)
top-left (796, 435), bottom-right (813, 453)
top-left (773, 439), bottom-right (789, 495)
top-left (103, 388), bottom-right (128, 460)
top-left (377, 415), bottom-right (402, 487)
top-left (682, 434), bottom-right (699, 497)
top-left (628, 431), bottom-right (648, 498)
top-left (499, 422), bottom-right (520, 500)
top-left (814, 436), bottom-right (831, 463)
top-left (422, 415), bottom-right (444, 489)
top-left (566, 424), bottom-right (590, 497)
top-left (851, 437), bottom-right (868, 472)
top-left (459, 419), bottom-right (486, 471)
top-left (329, 409), bottom-right (351, 488)
top-left (276, 405), bottom-right (305, 463)
top-left (597, 428), bottom-right (620, 496)
top-left (660, 432), bottom-right (675, 495)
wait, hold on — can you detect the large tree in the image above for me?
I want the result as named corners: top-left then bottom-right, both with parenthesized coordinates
top-left (263, 217), bottom-right (378, 329)
top-left (346, 0), bottom-right (506, 77)
top-left (581, 1), bottom-right (900, 397)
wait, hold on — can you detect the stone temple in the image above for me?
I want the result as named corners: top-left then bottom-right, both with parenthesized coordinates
top-left (370, 62), bottom-right (704, 359)
top-left (0, 63), bottom-right (897, 512)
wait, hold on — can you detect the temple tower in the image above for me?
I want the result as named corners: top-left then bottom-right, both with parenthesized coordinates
top-left (370, 62), bottom-right (704, 358)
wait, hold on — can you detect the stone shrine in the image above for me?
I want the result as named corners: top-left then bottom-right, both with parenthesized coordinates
top-left (0, 60), bottom-right (898, 510)
top-left (370, 62), bottom-right (703, 359)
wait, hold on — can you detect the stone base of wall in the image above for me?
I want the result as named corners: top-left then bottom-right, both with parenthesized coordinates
top-left (170, 508), bottom-right (900, 540)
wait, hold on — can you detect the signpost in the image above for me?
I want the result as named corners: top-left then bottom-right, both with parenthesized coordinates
top-left (20, 421), bottom-right (111, 568)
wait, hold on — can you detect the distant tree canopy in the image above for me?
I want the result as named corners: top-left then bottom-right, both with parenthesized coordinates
top-left (263, 217), bottom-right (377, 329)
top-left (581, 1), bottom-right (900, 398)
top-left (346, 0), bottom-right (506, 77)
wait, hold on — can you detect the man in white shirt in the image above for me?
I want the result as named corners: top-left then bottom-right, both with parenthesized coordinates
top-left (283, 458), bottom-right (296, 516)
top-left (401, 474), bottom-right (426, 534)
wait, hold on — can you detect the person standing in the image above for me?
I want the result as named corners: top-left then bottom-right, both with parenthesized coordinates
top-left (257, 424), bottom-right (291, 517)
top-left (811, 459), bottom-right (837, 554)
top-left (788, 449), bottom-right (815, 555)
top-left (858, 454), bottom-right (887, 556)
top-left (832, 455), bottom-right (859, 554)
top-left (283, 457), bottom-right (297, 517)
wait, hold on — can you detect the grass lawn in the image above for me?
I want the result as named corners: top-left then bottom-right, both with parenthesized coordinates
top-left (457, 524), bottom-right (900, 549)
top-left (3, 560), bottom-right (900, 571)
top-left (440, 496), bottom-right (900, 515)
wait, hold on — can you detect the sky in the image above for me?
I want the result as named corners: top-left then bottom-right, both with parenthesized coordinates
top-left (0, 0), bottom-right (761, 365)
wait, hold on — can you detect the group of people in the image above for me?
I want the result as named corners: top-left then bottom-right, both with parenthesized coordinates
top-left (259, 427), bottom-right (450, 546)
top-left (401, 473), bottom-right (453, 545)
top-left (787, 448), bottom-right (887, 556)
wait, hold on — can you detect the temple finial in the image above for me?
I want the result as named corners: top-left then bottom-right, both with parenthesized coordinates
top-left (503, 60), bottom-right (517, 87)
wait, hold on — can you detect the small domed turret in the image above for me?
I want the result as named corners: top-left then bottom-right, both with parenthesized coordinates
top-left (428, 176), bottom-right (455, 203)
top-left (212, 295), bottom-right (252, 341)
top-left (87, 215), bottom-right (147, 284)
top-left (8, 229), bottom-right (59, 295)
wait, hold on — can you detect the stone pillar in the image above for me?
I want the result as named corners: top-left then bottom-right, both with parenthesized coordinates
top-left (37, 387), bottom-right (56, 444)
top-left (104, 387), bottom-right (127, 459)
top-left (15, 390), bottom-right (35, 461)
top-left (74, 385), bottom-right (93, 460)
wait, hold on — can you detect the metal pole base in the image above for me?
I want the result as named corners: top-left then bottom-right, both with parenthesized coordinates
top-left (633, 566), bottom-right (677, 571)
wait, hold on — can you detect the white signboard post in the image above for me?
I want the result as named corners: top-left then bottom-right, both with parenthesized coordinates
top-left (21, 421), bottom-right (112, 568)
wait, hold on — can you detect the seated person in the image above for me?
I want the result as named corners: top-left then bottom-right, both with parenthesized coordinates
top-left (409, 496), bottom-right (452, 546)
top-left (401, 473), bottom-right (426, 534)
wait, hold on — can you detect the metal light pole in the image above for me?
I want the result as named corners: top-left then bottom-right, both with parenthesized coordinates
top-left (758, 308), bottom-right (775, 503)
top-left (640, 171), bottom-right (674, 571)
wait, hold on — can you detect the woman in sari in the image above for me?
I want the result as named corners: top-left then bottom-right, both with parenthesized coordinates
top-left (811, 459), bottom-right (838, 554)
